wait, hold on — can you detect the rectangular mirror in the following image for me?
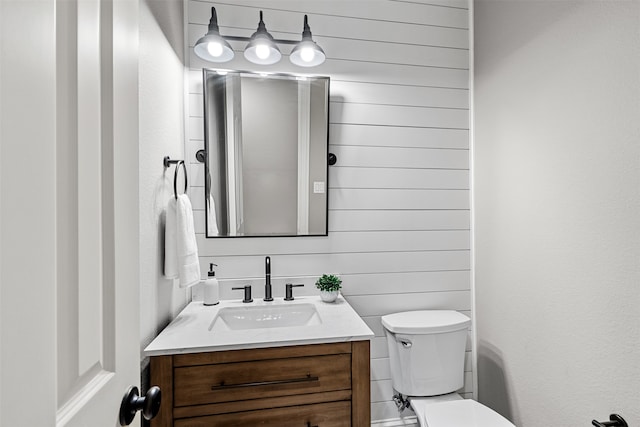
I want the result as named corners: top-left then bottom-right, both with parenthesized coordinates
top-left (203, 69), bottom-right (330, 237)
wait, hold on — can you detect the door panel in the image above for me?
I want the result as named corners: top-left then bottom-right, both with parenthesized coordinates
top-left (0, 0), bottom-right (140, 426)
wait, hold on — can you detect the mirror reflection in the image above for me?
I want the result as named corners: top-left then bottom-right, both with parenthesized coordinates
top-left (203, 69), bottom-right (330, 237)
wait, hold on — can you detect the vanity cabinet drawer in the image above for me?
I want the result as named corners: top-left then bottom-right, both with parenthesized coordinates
top-left (174, 354), bottom-right (351, 407)
top-left (174, 401), bottom-right (351, 427)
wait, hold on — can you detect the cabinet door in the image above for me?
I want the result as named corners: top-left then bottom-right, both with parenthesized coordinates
top-left (174, 401), bottom-right (351, 427)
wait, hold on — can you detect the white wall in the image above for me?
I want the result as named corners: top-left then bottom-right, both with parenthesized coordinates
top-left (185, 1), bottom-right (471, 422)
top-left (474, 1), bottom-right (640, 426)
top-left (139, 0), bottom-right (189, 376)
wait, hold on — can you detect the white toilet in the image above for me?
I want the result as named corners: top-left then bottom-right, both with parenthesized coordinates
top-left (381, 310), bottom-right (515, 427)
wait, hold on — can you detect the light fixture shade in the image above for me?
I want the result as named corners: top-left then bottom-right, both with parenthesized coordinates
top-left (290, 40), bottom-right (325, 67)
top-left (290, 15), bottom-right (325, 67)
top-left (194, 7), bottom-right (234, 63)
top-left (243, 11), bottom-right (282, 65)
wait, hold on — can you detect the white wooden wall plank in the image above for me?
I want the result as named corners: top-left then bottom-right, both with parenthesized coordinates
top-left (397, 0), bottom-right (468, 9)
top-left (330, 124), bottom-right (469, 149)
top-left (189, 93), bottom-right (203, 117)
top-left (189, 0), bottom-right (469, 29)
top-left (328, 210), bottom-right (470, 231)
top-left (330, 189), bottom-right (470, 210)
top-left (371, 337), bottom-right (389, 359)
top-left (189, 69), bottom-right (471, 97)
top-left (188, 121), bottom-right (470, 151)
top-left (188, 186), bottom-right (205, 210)
top-left (194, 184), bottom-right (471, 211)
top-left (193, 210), bottom-right (206, 234)
top-left (197, 251), bottom-right (470, 278)
top-left (330, 167), bottom-right (469, 189)
top-left (331, 102), bottom-right (469, 129)
top-left (190, 93), bottom-right (469, 121)
top-left (330, 81), bottom-right (469, 109)
top-left (190, 51), bottom-right (469, 89)
top-left (189, 117), bottom-right (204, 140)
top-left (195, 230), bottom-right (468, 256)
top-left (331, 146), bottom-right (468, 169)
top-left (190, 162), bottom-right (205, 186)
top-left (189, 69), bottom-right (204, 93)
top-left (371, 358), bottom-right (392, 381)
top-left (340, 270), bottom-right (470, 296)
top-left (190, 79), bottom-right (470, 109)
top-left (189, 15), bottom-right (468, 51)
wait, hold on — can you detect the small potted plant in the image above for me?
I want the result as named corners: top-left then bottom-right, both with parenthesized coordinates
top-left (315, 274), bottom-right (342, 303)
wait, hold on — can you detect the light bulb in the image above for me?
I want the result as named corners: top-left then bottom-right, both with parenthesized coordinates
top-left (207, 42), bottom-right (223, 58)
top-left (255, 44), bottom-right (270, 60)
top-left (300, 46), bottom-right (315, 63)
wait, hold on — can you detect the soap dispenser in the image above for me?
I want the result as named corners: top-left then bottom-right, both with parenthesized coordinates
top-left (203, 263), bottom-right (219, 306)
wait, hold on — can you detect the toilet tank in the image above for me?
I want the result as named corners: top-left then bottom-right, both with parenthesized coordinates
top-left (381, 310), bottom-right (471, 397)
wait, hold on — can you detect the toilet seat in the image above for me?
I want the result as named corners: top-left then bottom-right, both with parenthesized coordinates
top-left (411, 397), bottom-right (514, 427)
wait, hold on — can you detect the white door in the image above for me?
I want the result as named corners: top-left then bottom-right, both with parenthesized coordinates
top-left (0, 0), bottom-right (141, 426)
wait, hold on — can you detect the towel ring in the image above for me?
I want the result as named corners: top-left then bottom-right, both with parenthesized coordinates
top-left (163, 156), bottom-right (188, 199)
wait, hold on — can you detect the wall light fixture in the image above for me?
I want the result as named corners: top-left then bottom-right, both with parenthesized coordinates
top-left (194, 6), bottom-right (326, 67)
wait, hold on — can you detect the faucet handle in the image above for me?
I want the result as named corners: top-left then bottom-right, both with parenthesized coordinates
top-left (231, 285), bottom-right (253, 303)
top-left (284, 283), bottom-right (304, 301)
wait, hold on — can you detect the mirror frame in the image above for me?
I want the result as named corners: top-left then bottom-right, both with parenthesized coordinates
top-left (202, 69), bottom-right (331, 238)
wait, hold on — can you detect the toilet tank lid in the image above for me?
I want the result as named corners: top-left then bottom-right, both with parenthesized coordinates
top-left (381, 310), bottom-right (471, 334)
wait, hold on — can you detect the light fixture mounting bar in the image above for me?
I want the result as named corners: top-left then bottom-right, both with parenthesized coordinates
top-left (222, 35), bottom-right (299, 45)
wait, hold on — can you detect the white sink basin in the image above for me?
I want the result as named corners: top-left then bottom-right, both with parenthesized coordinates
top-left (209, 303), bottom-right (322, 332)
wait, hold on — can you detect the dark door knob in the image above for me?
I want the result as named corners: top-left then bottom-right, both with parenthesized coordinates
top-left (119, 385), bottom-right (161, 426)
top-left (592, 414), bottom-right (628, 427)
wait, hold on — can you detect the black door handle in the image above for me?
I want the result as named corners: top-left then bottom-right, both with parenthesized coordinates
top-left (592, 414), bottom-right (628, 427)
top-left (119, 385), bottom-right (161, 426)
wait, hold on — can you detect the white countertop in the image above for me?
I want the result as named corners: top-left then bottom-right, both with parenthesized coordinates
top-left (144, 295), bottom-right (374, 356)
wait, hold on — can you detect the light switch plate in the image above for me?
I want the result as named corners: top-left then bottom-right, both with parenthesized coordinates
top-left (313, 181), bottom-right (325, 194)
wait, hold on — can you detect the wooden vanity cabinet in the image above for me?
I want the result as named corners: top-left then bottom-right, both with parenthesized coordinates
top-left (150, 341), bottom-right (370, 427)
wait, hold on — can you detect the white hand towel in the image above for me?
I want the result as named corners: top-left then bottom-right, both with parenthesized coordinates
top-left (164, 194), bottom-right (201, 288)
top-left (176, 194), bottom-right (201, 287)
top-left (164, 197), bottom-right (178, 279)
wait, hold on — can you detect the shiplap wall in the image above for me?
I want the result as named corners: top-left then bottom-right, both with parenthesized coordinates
top-left (184, 0), bottom-right (471, 423)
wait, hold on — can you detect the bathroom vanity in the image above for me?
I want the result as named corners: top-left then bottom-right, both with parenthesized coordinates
top-left (145, 296), bottom-right (373, 426)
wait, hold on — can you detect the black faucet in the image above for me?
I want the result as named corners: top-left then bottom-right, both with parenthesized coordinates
top-left (264, 256), bottom-right (273, 301)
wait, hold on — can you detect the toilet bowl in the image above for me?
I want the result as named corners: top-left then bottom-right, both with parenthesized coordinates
top-left (381, 310), bottom-right (515, 427)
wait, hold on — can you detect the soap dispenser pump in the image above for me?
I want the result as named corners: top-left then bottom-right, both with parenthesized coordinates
top-left (203, 263), bottom-right (219, 306)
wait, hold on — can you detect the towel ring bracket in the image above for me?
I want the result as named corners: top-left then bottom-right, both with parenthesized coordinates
top-left (163, 156), bottom-right (188, 199)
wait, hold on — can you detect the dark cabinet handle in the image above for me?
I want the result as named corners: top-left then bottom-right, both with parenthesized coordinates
top-left (119, 386), bottom-right (161, 426)
top-left (211, 374), bottom-right (319, 390)
top-left (592, 414), bottom-right (628, 427)
top-left (306, 423), bottom-right (319, 427)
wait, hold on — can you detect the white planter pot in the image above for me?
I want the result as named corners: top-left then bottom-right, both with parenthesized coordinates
top-left (320, 290), bottom-right (339, 303)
